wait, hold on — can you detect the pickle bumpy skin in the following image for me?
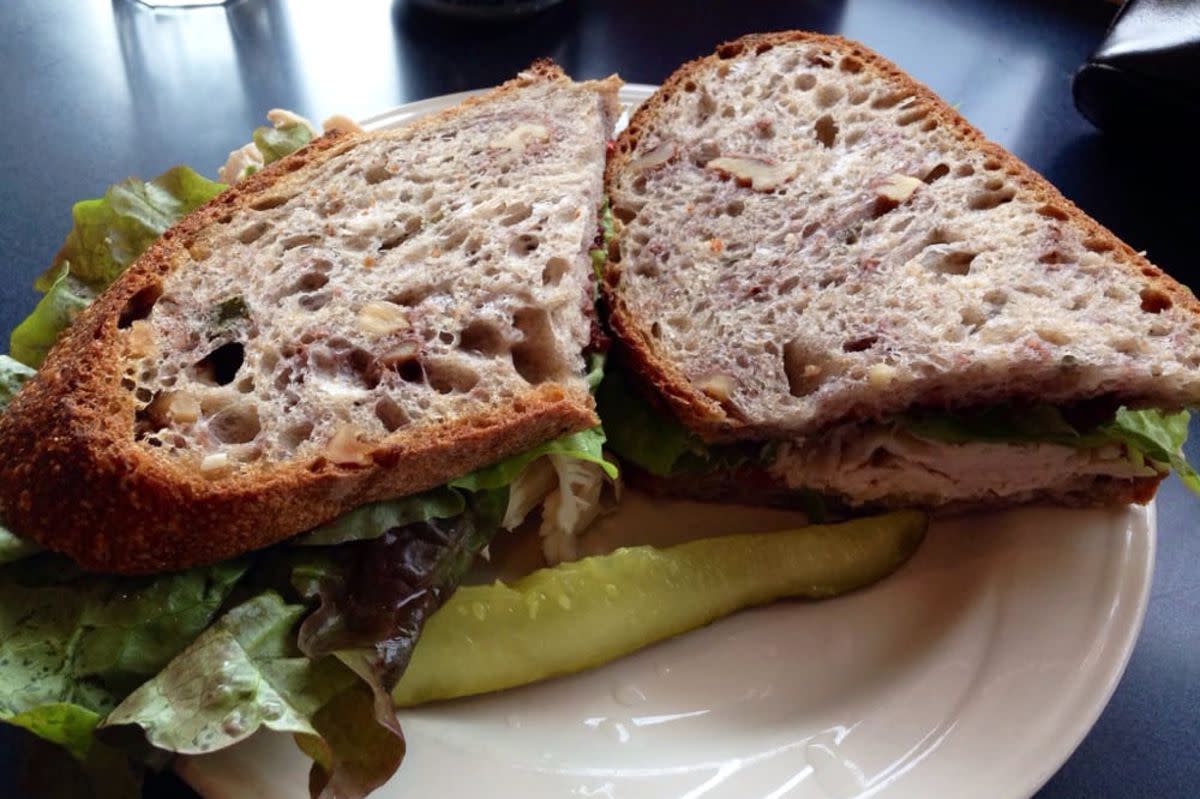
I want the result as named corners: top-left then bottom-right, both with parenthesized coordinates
top-left (393, 510), bottom-right (928, 706)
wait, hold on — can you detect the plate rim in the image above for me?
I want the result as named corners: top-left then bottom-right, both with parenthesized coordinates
top-left (358, 82), bottom-right (659, 132)
top-left (1017, 501), bottom-right (1155, 798)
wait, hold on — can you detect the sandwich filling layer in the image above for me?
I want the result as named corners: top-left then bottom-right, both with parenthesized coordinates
top-left (769, 423), bottom-right (1157, 506)
top-left (598, 366), bottom-right (1199, 508)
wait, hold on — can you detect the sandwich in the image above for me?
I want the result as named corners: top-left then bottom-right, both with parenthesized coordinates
top-left (0, 62), bottom-right (621, 797)
top-left (0, 61), bottom-right (620, 574)
top-left (599, 32), bottom-right (1200, 511)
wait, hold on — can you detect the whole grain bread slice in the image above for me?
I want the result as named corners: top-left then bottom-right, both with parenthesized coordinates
top-left (603, 32), bottom-right (1200, 442)
top-left (0, 62), bottom-right (621, 574)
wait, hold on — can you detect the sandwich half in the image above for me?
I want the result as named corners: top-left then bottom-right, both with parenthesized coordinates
top-left (0, 61), bottom-right (621, 573)
top-left (601, 32), bottom-right (1200, 511)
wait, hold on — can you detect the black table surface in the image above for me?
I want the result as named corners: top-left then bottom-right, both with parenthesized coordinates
top-left (2, 1), bottom-right (1198, 797)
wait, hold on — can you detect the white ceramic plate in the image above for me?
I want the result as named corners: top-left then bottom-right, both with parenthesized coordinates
top-left (178, 86), bottom-right (1156, 799)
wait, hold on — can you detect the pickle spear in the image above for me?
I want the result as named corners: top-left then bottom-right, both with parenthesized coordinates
top-left (392, 510), bottom-right (927, 706)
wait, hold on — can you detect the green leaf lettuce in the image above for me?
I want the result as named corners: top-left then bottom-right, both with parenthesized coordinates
top-left (12, 166), bottom-right (224, 367)
top-left (0, 558), bottom-right (247, 758)
top-left (295, 487), bottom-right (467, 547)
top-left (595, 367), bottom-right (704, 476)
top-left (35, 166), bottom-right (224, 292)
top-left (1100, 408), bottom-right (1200, 493)
top-left (102, 592), bottom-right (402, 799)
top-left (9, 268), bottom-right (95, 368)
top-left (253, 121), bottom-right (314, 164)
top-left (449, 426), bottom-right (616, 492)
top-left (899, 403), bottom-right (1082, 446)
top-left (589, 199), bottom-right (615, 279)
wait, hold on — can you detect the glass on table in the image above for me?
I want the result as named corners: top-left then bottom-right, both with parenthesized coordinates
top-left (135, 0), bottom-right (235, 7)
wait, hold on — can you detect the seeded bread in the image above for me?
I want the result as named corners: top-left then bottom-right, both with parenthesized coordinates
top-left (603, 32), bottom-right (1200, 441)
top-left (0, 62), bottom-right (621, 574)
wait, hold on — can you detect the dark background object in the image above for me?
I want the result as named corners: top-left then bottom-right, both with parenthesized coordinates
top-left (0, 0), bottom-right (1197, 796)
top-left (408, 0), bottom-right (567, 21)
top-left (1074, 0), bottom-right (1200, 135)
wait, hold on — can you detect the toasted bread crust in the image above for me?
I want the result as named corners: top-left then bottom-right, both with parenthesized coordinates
top-left (602, 31), bottom-right (1200, 441)
top-left (0, 64), bottom-right (615, 574)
